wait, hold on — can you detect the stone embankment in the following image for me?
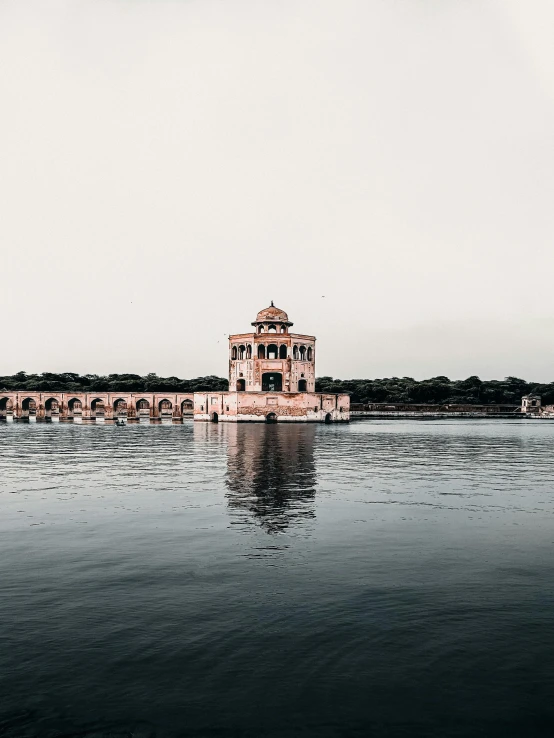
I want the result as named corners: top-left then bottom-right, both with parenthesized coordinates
top-left (350, 403), bottom-right (521, 419)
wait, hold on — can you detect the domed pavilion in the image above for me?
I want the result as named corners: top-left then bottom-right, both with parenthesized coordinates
top-left (193, 303), bottom-right (350, 423)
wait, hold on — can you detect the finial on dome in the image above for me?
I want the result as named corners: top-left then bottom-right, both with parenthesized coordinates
top-left (270, 300), bottom-right (274, 306)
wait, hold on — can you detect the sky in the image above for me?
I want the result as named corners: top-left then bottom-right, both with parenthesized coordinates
top-left (1, 0), bottom-right (553, 381)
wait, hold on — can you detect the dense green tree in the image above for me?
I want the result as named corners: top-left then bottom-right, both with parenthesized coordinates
top-left (0, 372), bottom-right (548, 405)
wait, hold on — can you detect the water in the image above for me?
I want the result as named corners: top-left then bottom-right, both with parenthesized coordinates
top-left (1, 420), bottom-right (554, 738)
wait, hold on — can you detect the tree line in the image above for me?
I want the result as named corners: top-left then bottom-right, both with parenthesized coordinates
top-left (1, 372), bottom-right (551, 405)
top-left (316, 375), bottom-right (550, 405)
top-left (0, 372), bottom-right (228, 394)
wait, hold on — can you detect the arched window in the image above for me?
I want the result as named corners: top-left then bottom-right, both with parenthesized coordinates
top-left (279, 344), bottom-right (287, 359)
top-left (268, 324), bottom-right (277, 333)
top-left (238, 345), bottom-right (245, 359)
top-left (258, 325), bottom-right (264, 333)
top-left (298, 379), bottom-right (307, 391)
top-left (307, 347), bottom-right (313, 361)
top-left (293, 345), bottom-right (299, 360)
top-left (299, 345), bottom-right (306, 360)
top-left (267, 344), bottom-right (278, 359)
top-left (258, 344), bottom-right (266, 359)
top-left (231, 346), bottom-right (237, 360)
top-left (237, 379), bottom-right (245, 391)
top-left (246, 344), bottom-right (252, 359)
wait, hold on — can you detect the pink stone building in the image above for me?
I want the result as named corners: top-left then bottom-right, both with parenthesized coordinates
top-left (194, 303), bottom-right (350, 423)
top-left (0, 303), bottom-right (349, 424)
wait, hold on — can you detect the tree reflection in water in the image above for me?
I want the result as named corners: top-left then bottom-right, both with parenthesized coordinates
top-left (224, 423), bottom-right (317, 534)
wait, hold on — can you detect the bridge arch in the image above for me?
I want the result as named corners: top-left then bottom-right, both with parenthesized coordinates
top-left (68, 398), bottom-right (82, 414)
top-left (21, 397), bottom-right (37, 413)
top-left (0, 397), bottom-right (13, 413)
top-left (44, 398), bottom-right (60, 416)
top-left (90, 398), bottom-right (105, 415)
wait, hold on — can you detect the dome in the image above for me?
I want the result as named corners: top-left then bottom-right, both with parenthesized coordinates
top-left (252, 302), bottom-right (292, 325)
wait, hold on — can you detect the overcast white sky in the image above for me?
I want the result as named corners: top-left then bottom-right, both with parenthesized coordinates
top-left (1, 0), bottom-right (553, 380)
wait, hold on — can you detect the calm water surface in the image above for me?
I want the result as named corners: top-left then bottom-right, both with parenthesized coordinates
top-left (1, 420), bottom-right (554, 737)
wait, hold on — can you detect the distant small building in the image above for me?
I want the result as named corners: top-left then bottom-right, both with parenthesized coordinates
top-left (521, 393), bottom-right (542, 414)
top-left (194, 303), bottom-right (350, 423)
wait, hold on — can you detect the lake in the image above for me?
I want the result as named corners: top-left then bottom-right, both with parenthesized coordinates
top-left (1, 420), bottom-right (553, 737)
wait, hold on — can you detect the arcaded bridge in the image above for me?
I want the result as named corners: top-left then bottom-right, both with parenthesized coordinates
top-left (0, 392), bottom-right (195, 422)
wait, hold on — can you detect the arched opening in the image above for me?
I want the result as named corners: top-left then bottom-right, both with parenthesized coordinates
top-left (45, 398), bottom-right (59, 412)
top-left (298, 379), bottom-right (307, 392)
top-left (136, 399), bottom-right (150, 421)
top-left (22, 398), bottom-right (37, 414)
top-left (262, 373), bottom-right (282, 391)
top-left (280, 325), bottom-right (286, 333)
top-left (266, 412), bottom-right (278, 423)
top-left (325, 413), bottom-right (332, 424)
top-left (267, 343), bottom-right (278, 359)
top-left (231, 346), bottom-right (237, 360)
top-left (159, 399), bottom-right (173, 414)
top-left (211, 412), bottom-right (219, 423)
top-left (113, 399), bottom-right (127, 415)
top-left (258, 344), bottom-right (266, 359)
top-left (181, 399), bottom-right (193, 415)
top-left (246, 344), bottom-right (252, 359)
top-left (0, 397), bottom-right (13, 413)
top-left (268, 324), bottom-right (277, 333)
top-left (307, 347), bottom-right (313, 361)
top-left (236, 379), bottom-right (246, 391)
top-left (258, 326), bottom-right (265, 333)
top-left (238, 345), bottom-right (245, 359)
top-left (299, 345), bottom-right (306, 360)
top-left (68, 398), bottom-right (82, 414)
top-left (91, 399), bottom-right (105, 417)
top-left (279, 344), bottom-right (287, 359)
top-left (293, 345), bottom-right (299, 360)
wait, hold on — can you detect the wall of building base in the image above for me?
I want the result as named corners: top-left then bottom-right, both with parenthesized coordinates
top-left (193, 392), bottom-right (350, 423)
top-left (194, 412), bottom-right (348, 423)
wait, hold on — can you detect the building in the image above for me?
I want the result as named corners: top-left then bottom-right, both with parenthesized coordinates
top-left (0, 303), bottom-right (348, 424)
top-left (194, 303), bottom-right (350, 423)
top-left (521, 393), bottom-right (542, 415)
top-left (520, 393), bottom-right (554, 418)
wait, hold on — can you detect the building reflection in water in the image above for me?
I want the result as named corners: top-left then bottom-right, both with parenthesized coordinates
top-left (223, 423), bottom-right (317, 534)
